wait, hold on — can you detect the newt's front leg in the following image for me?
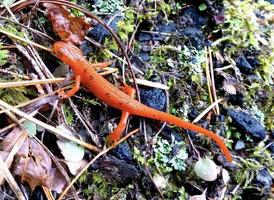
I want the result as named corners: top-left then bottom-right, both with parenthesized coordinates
top-left (59, 75), bottom-right (81, 99)
top-left (108, 84), bottom-right (136, 144)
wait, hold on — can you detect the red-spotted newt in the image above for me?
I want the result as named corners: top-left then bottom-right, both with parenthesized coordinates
top-left (53, 41), bottom-right (232, 162)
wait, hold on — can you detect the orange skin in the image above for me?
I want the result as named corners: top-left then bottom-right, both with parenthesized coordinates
top-left (53, 41), bottom-right (232, 162)
top-left (108, 84), bottom-right (135, 143)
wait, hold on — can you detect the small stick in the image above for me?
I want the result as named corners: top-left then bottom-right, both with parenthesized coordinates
top-left (0, 99), bottom-right (100, 152)
top-left (192, 99), bottom-right (223, 123)
top-left (0, 16), bottom-right (54, 42)
top-left (204, 46), bottom-right (215, 113)
top-left (0, 29), bottom-right (52, 52)
top-left (128, 78), bottom-right (169, 90)
top-left (0, 156), bottom-right (26, 200)
top-left (0, 78), bottom-right (65, 88)
top-left (208, 47), bottom-right (219, 114)
top-left (0, 68), bottom-right (119, 89)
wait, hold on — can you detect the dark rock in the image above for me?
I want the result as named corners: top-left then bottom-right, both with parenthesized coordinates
top-left (162, 126), bottom-right (184, 142)
top-left (184, 182), bottom-right (202, 196)
top-left (246, 74), bottom-right (261, 84)
top-left (87, 15), bottom-right (121, 42)
top-left (235, 140), bottom-right (245, 150)
top-left (246, 56), bottom-right (260, 68)
top-left (111, 141), bottom-right (133, 162)
top-left (80, 40), bottom-right (94, 55)
top-left (179, 7), bottom-right (208, 29)
top-left (137, 32), bottom-right (153, 42)
top-left (211, 114), bottom-right (226, 124)
top-left (140, 87), bottom-right (166, 111)
top-left (155, 21), bottom-right (176, 33)
top-left (228, 109), bottom-right (267, 140)
top-left (242, 188), bottom-right (265, 199)
top-left (138, 51), bottom-right (150, 62)
top-left (256, 168), bottom-right (273, 187)
top-left (227, 92), bottom-right (244, 106)
top-left (180, 27), bottom-right (205, 49)
top-left (188, 106), bottom-right (199, 121)
top-left (236, 56), bottom-right (255, 74)
top-left (92, 155), bottom-right (139, 185)
top-left (267, 142), bottom-right (274, 153)
top-left (216, 114), bottom-right (226, 122)
top-left (30, 186), bottom-right (46, 200)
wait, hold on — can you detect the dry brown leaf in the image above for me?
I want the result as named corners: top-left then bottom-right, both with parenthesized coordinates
top-left (1, 128), bottom-right (24, 151)
top-left (0, 128), bottom-right (66, 192)
top-left (45, 3), bottom-right (91, 45)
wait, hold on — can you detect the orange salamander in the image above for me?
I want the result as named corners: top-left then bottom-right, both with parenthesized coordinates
top-left (53, 41), bottom-right (232, 162)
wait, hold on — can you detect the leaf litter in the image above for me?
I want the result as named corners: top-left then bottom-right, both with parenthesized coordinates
top-left (0, 127), bottom-right (66, 193)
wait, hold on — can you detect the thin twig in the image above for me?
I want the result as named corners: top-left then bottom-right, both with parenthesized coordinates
top-left (128, 78), bottom-right (168, 90)
top-left (103, 49), bottom-right (144, 75)
top-left (192, 99), bottom-right (223, 123)
top-left (0, 86), bottom-right (68, 116)
top-left (0, 68), bottom-right (119, 89)
top-left (0, 156), bottom-right (26, 200)
top-left (68, 98), bottom-right (101, 147)
top-left (204, 46), bottom-right (215, 113)
top-left (208, 47), bottom-right (219, 114)
top-left (0, 16), bottom-right (54, 42)
top-left (0, 68), bottom-right (30, 79)
top-left (0, 29), bottom-right (52, 52)
top-left (0, 129), bottom-right (27, 184)
top-left (0, 99), bottom-right (100, 152)
top-left (0, 78), bottom-right (65, 88)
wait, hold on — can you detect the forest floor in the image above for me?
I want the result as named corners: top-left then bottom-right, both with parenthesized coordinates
top-left (0, 0), bottom-right (273, 199)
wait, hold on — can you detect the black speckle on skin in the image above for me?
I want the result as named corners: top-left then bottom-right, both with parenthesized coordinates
top-left (106, 92), bottom-right (111, 98)
top-left (89, 75), bottom-right (93, 80)
top-left (119, 102), bottom-right (123, 106)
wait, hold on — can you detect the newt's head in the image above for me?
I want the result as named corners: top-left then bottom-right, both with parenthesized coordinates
top-left (53, 41), bottom-right (84, 64)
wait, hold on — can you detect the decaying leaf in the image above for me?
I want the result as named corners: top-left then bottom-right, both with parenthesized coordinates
top-left (0, 128), bottom-right (66, 192)
top-left (56, 124), bottom-right (86, 175)
top-left (45, 3), bottom-right (91, 45)
top-left (216, 70), bottom-right (245, 95)
top-left (63, 160), bottom-right (88, 175)
top-left (189, 189), bottom-right (207, 200)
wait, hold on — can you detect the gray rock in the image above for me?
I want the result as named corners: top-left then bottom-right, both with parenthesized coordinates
top-left (256, 168), bottom-right (273, 187)
top-left (235, 140), bottom-right (245, 150)
top-left (228, 109), bottom-right (267, 140)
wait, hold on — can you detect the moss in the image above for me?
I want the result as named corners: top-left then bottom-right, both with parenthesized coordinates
top-left (0, 87), bottom-right (34, 105)
top-left (0, 43), bottom-right (9, 66)
top-left (62, 104), bottom-right (75, 125)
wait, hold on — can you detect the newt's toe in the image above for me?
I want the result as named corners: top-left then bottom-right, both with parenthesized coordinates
top-left (107, 133), bottom-right (120, 146)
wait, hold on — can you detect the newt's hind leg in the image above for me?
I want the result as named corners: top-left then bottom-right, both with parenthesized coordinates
top-left (108, 84), bottom-right (136, 144)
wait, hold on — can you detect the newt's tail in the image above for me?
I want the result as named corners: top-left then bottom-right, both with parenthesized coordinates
top-left (132, 106), bottom-right (232, 162)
